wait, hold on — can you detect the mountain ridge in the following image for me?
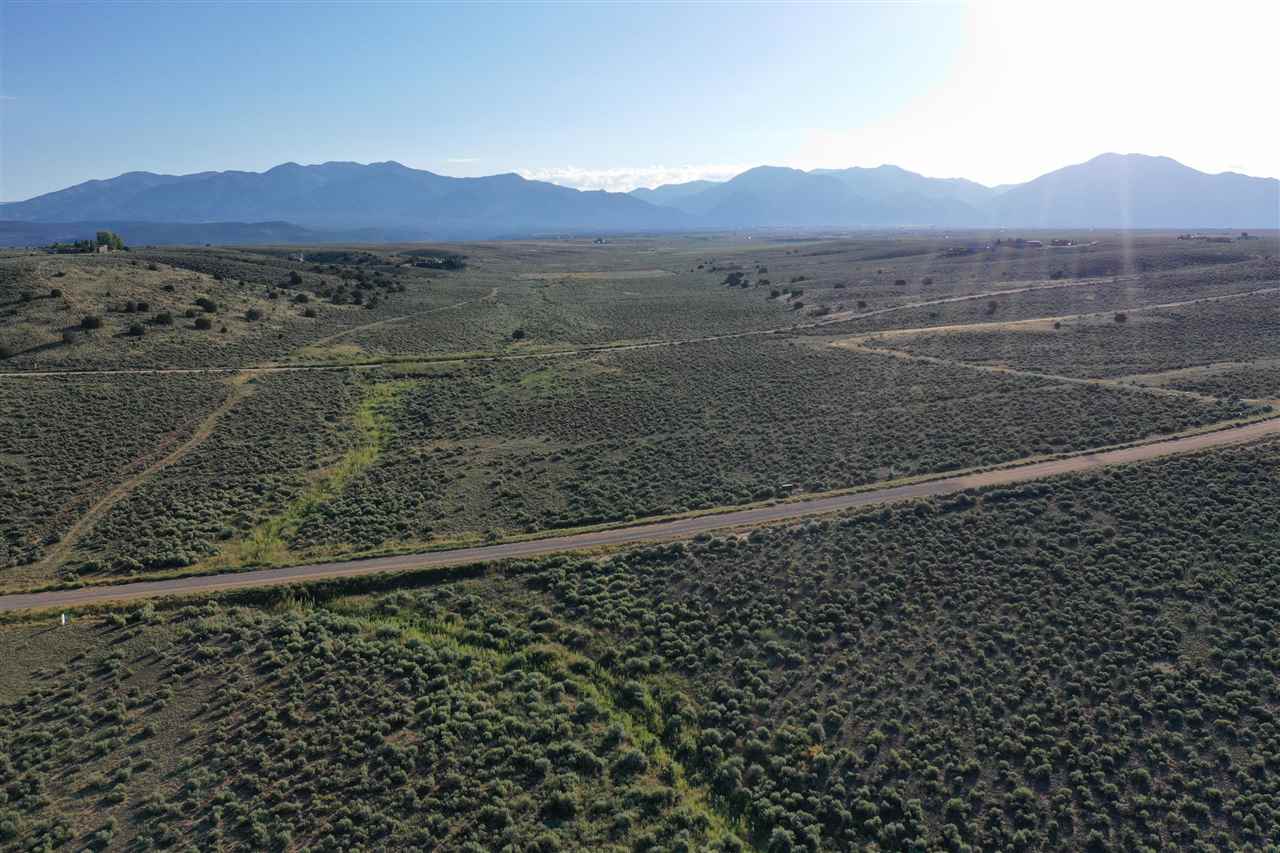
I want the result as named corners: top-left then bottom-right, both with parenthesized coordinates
top-left (635, 154), bottom-right (1279, 228)
top-left (3, 153), bottom-right (1276, 242)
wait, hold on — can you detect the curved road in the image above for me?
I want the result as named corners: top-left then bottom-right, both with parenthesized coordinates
top-left (4, 416), bottom-right (1280, 613)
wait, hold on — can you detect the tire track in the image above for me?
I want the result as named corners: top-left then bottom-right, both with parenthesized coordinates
top-left (35, 371), bottom-right (259, 575)
top-left (834, 343), bottom-right (1225, 404)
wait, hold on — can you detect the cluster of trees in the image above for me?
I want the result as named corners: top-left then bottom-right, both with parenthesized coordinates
top-left (96, 230), bottom-right (125, 250)
top-left (309, 269), bottom-right (403, 308)
top-left (46, 231), bottom-right (126, 254)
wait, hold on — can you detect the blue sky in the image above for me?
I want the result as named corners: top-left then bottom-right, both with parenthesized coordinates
top-left (2, 1), bottom-right (1277, 201)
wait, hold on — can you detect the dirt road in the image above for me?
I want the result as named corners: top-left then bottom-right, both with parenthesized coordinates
top-left (5, 415), bottom-right (1279, 613)
top-left (0, 274), bottom-right (1150, 380)
top-left (835, 342), bottom-right (1225, 404)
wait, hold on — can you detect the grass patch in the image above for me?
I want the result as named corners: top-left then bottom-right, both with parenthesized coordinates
top-left (326, 594), bottom-right (746, 847)
top-left (221, 379), bottom-right (411, 566)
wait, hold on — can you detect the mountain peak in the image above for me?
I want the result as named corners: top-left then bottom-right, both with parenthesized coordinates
top-left (735, 165), bottom-right (806, 178)
top-left (1083, 152), bottom-right (1188, 170)
top-left (994, 152), bottom-right (1276, 227)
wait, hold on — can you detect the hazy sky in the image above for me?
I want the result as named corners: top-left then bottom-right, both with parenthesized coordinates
top-left (2, 1), bottom-right (1277, 201)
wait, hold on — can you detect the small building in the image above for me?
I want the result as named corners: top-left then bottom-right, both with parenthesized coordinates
top-left (95, 244), bottom-right (111, 254)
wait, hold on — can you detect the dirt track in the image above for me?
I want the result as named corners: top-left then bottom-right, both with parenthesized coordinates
top-left (35, 371), bottom-right (259, 574)
top-left (0, 274), bottom-right (1146, 379)
top-left (5, 416), bottom-right (1280, 613)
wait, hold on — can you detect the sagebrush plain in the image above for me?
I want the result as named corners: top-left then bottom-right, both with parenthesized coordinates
top-left (4, 230), bottom-right (1280, 852)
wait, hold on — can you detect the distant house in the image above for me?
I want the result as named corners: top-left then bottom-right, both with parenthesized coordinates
top-left (96, 244), bottom-right (111, 254)
top-left (1024, 240), bottom-right (1044, 248)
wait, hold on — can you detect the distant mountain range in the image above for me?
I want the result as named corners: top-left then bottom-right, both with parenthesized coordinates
top-left (634, 156), bottom-right (1279, 230)
top-left (1, 154), bottom-right (1275, 245)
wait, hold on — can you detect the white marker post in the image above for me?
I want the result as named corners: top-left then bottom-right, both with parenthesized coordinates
top-left (60, 613), bottom-right (66, 626)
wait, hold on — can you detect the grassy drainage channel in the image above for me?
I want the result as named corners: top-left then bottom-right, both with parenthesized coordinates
top-left (324, 594), bottom-right (754, 851)
top-left (224, 380), bottom-right (412, 567)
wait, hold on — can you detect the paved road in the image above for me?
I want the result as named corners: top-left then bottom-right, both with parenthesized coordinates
top-left (4, 416), bottom-right (1280, 613)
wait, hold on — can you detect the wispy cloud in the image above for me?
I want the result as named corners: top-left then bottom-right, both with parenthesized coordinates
top-left (0, 95), bottom-right (16, 101)
top-left (446, 157), bottom-right (479, 163)
top-left (518, 164), bottom-right (750, 193)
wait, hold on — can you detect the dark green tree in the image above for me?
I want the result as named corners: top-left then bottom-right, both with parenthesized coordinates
top-left (95, 231), bottom-right (125, 250)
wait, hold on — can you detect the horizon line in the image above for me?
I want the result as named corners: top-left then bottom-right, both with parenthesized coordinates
top-left (6, 152), bottom-right (1280, 205)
